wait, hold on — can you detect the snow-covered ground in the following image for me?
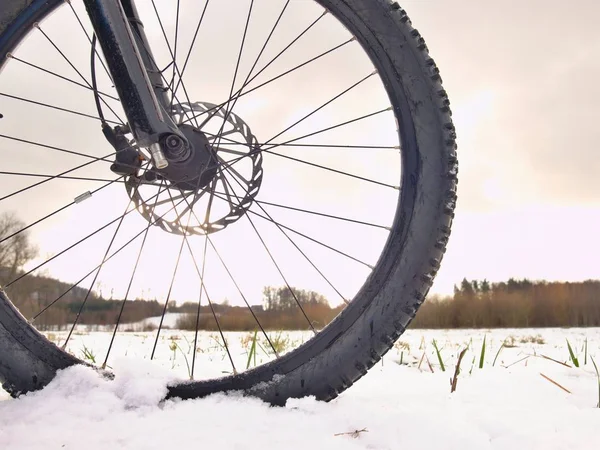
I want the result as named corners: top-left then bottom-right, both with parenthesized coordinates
top-left (1, 328), bottom-right (599, 449)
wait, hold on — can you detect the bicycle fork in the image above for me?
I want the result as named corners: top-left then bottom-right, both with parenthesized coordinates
top-left (83, 0), bottom-right (188, 169)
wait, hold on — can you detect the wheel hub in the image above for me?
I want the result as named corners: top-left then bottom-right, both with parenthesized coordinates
top-left (156, 124), bottom-right (218, 191)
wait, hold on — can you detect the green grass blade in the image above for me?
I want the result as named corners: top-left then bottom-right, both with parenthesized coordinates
top-left (246, 330), bottom-right (258, 370)
top-left (479, 335), bottom-right (486, 369)
top-left (432, 339), bottom-right (445, 372)
top-left (566, 339), bottom-right (580, 368)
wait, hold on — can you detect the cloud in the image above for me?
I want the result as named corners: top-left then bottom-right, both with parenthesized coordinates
top-left (407, 0), bottom-right (600, 210)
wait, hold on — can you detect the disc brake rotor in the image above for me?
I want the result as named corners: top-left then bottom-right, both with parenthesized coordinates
top-left (126, 101), bottom-right (264, 235)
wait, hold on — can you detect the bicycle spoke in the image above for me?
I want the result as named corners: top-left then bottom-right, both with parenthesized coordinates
top-left (170, 0), bottom-right (182, 101)
top-left (166, 191), bottom-right (236, 374)
top-left (0, 152), bottom-right (117, 203)
top-left (245, 211), bottom-right (315, 332)
top-left (216, 155), bottom-right (249, 186)
top-left (211, 179), bottom-right (373, 271)
top-left (7, 54), bottom-right (119, 101)
top-left (149, 0), bottom-right (197, 123)
top-left (247, 205), bottom-right (373, 269)
top-left (263, 148), bottom-right (398, 190)
top-left (66, 0), bottom-right (114, 83)
top-left (0, 92), bottom-right (120, 125)
top-left (0, 134), bottom-right (112, 162)
top-left (208, 114), bottom-right (399, 191)
top-left (214, 146), bottom-right (247, 156)
top-left (203, 179), bottom-right (217, 225)
top-left (207, 137), bottom-right (399, 150)
top-left (150, 208), bottom-right (193, 360)
top-left (220, 176), bottom-right (315, 332)
top-left (173, 188), bottom-right (279, 358)
top-left (184, 11), bottom-right (338, 127)
top-left (206, 235), bottom-right (279, 356)
top-left (172, 0), bottom-right (211, 96)
top-left (263, 71), bottom-right (377, 145)
top-left (208, 0), bottom-right (254, 158)
top-left (253, 202), bottom-right (349, 305)
top-left (63, 171), bottom-right (152, 346)
top-left (235, 9), bottom-right (327, 96)
top-left (220, 168), bottom-right (350, 305)
top-left (35, 24), bottom-right (125, 124)
top-left (0, 170), bottom-right (122, 184)
top-left (183, 35), bottom-right (354, 126)
top-left (32, 184), bottom-right (191, 322)
top-left (4, 168), bottom-right (178, 291)
top-left (252, 198), bottom-right (389, 231)
top-left (0, 175), bottom-right (125, 253)
top-left (167, 189), bottom-right (236, 376)
top-left (213, 0), bottom-right (288, 131)
top-left (262, 107), bottom-right (394, 152)
top-left (190, 234), bottom-right (208, 379)
top-left (173, 189), bottom-right (208, 223)
top-left (152, 191), bottom-right (191, 208)
top-left (0, 134), bottom-right (165, 198)
top-left (103, 181), bottom-right (166, 368)
top-left (212, 108), bottom-right (399, 190)
top-left (227, 0), bottom-right (254, 102)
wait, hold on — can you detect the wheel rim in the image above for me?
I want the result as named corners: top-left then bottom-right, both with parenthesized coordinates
top-left (0, 0), bottom-right (409, 387)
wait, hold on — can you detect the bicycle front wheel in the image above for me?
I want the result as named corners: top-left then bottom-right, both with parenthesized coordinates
top-left (0, 0), bottom-right (457, 404)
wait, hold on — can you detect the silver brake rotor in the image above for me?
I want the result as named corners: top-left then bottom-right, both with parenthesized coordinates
top-left (126, 101), bottom-right (264, 235)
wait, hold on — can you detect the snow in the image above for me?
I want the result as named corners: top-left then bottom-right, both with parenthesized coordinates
top-left (128, 312), bottom-right (188, 330)
top-left (1, 328), bottom-right (599, 449)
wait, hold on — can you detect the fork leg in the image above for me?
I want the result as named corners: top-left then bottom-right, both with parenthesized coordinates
top-left (83, 0), bottom-right (186, 155)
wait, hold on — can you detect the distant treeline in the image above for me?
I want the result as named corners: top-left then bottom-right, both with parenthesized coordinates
top-left (2, 271), bottom-right (164, 331)
top-left (174, 286), bottom-right (344, 331)
top-left (2, 271), bottom-right (343, 331)
top-left (3, 267), bottom-right (600, 330)
top-left (410, 278), bottom-right (600, 329)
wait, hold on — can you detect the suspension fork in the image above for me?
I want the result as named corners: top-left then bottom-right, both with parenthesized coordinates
top-left (83, 0), bottom-right (187, 168)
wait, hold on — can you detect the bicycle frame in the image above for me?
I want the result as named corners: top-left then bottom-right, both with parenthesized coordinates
top-left (83, 0), bottom-right (188, 167)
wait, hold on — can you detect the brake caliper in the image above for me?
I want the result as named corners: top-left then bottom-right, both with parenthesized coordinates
top-left (103, 124), bottom-right (142, 176)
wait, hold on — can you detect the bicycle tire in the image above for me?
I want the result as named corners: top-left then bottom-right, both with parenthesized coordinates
top-left (0, 0), bottom-right (457, 405)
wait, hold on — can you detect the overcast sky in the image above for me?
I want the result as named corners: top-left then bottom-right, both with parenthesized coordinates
top-left (397, 0), bottom-right (600, 294)
top-left (1, 0), bottom-right (598, 304)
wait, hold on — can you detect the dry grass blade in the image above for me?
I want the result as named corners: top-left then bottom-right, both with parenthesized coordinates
top-left (540, 354), bottom-right (572, 368)
top-left (503, 355), bottom-right (530, 368)
top-left (450, 347), bottom-right (468, 393)
top-left (492, 342), bottom-right (505, 367)
top-left (418, 349), bottom-right (426, 371)
top-left (591, 356), bottom-right (599, 408)
top-left (425, 353), bottom-right (434, 373)
top-left (540, 373), bottom-right (571, 394)
top-left (334, 428), bottom-right (368, 438)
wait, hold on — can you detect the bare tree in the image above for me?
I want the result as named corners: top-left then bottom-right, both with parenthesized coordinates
top-left (0, 212), bottom-right (38, 283)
